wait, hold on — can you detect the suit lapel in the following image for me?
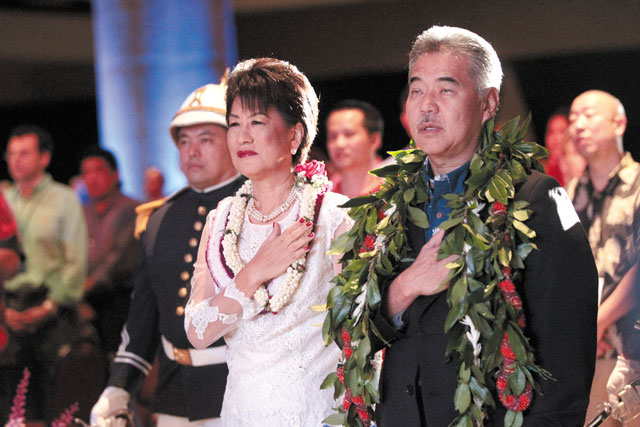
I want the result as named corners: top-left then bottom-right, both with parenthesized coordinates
top-left (403, 204), bottom-right (442, 326)
top-left (407, 206), bottom-right (427, 255)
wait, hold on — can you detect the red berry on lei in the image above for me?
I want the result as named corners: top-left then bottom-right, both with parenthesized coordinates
top-left (352, 395), bottom-right (365, 406)
top-left (498, 279), bottom-right (516, 294)
top-left (343, 388), bottom-right (353, 411)
top-left (357, 408), bottom-right (371, 423)
top-left (492, 201), bottom-right (507, 214)
top-left (509, 294), bottom-right (523, 309)
top-left (501, 333), bottom-right (516, 363)
top-left (500, 383), bottom-right (533, 412)
top-left (359, 235), bottom-right (376, 253)
top-left (496, 369), bottom-right (508, 393)
top-left (341, 328), bottom-right (351, 345)
top-left (337, 365), bottom-right (344, 384)
top-left (344, 346), bottom-right (353, 359)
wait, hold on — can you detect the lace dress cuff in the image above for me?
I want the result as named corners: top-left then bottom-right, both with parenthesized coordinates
top-left (184, 298), bottom-right (238, 340)
top-left (224, 279), bottom-right (261, 320)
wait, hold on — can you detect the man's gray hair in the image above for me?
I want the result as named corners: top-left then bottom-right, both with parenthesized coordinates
top-left (409, 26), bottom-right (503, 94)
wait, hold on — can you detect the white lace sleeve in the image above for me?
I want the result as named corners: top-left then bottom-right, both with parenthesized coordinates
top-left (184, 297), bottom-right (238, 340)
top-left (184, 207), bottom-right (259, 349)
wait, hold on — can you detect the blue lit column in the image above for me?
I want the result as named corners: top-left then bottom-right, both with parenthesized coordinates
top-left (92, 0), bottom-right (237, 199)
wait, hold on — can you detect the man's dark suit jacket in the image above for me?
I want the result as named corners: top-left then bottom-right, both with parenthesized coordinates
top-left (373, 170), bottom-right (598, 426)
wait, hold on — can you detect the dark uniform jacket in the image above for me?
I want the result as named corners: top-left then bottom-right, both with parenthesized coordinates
top-left (374, 171), bottom-right (598, 426)
top-left (108, 177), bottom-right (244, 420)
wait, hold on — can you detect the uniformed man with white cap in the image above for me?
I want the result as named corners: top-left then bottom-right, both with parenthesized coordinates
top-left (90, 80), bottom-right (244, 427)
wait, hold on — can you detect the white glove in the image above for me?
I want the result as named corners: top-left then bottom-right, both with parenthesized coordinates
top-left (611, 382), bottom-right (640, 422)
top-left (90, 386), bottom-right (131, 427)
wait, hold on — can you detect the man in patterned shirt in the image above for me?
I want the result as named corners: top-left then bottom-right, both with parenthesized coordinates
top-left (567, 90), bottom-right (640, 426)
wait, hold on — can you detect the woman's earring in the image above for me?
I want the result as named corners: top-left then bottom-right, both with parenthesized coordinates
top-left (291, 148), bottom-right (297, 155)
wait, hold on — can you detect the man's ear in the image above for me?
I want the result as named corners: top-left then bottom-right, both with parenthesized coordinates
top-left (40, 151), bottom-right (51, 170)
top-left (482, 87), bottom-right (500, 123)
top-left (371, 132), bottom-right (383, 152)
top-left (614, 113), bottom-right (628, 138)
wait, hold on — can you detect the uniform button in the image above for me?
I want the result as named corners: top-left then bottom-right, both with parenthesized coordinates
top-left (436, 212), bottom-right (443, 219)
top-left (180, 271), bottom-right (190, 281)
top-left (184, 253), bottom-right (193, 263)
top-left (189, 237), bottom-right (198, 247)
top-left (178, 287), bottom-right (188, 298)
top-left (198, 206), bottom-right (207, 216)
top-left (406, 385), bottom-right (414, 395)
top-left (194, 221), bottom-right (203, 231)
top-left (176, 306), bottom-right (185, 316)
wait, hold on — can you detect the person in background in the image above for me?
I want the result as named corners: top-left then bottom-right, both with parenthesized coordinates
top-left (69, 174), bottom-right (90, 205)
top-left (398, 84), bottom-right (411, 138)
top-left (0, 192), bottom-right (23, 422)
top-left (144, 166), bottom-right (165, 201)
top-left (326, 99), bottom-right (384, 197)
top-left (560, 132), bottom-right (586, 186)
top-left (567, 90), bottom-right (640, 427)
top-left (80, 147), bottom-right (139, 358)
top-left (2, 124), bottom-right (90, 422)
top-left (542, 113), bottom-right (570, 186)
top-left (91, 81), bottom-right (244, 427)
top-left (0, 194), bottom-right (21, 285)
top-left (378, 85), bottom-right (412, 168)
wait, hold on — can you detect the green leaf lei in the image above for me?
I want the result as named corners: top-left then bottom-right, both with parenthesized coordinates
top-left (322, 115), bottom-right (552, 427)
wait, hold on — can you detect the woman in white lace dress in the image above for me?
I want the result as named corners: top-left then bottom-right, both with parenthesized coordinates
top-left (184, 58), bottom-right (352, 426)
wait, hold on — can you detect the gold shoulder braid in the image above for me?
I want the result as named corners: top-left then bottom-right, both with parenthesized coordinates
top-left (322, 116), bottom-right (550, 427)
top-left (134, 198), bottom-right (166, 239)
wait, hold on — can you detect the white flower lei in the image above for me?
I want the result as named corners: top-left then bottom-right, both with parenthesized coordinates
top-left (222, 168), bottom-right (329, 314)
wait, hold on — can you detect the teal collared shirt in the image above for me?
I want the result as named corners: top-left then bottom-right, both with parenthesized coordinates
top-left (391, 160), bottom-right (470, 329)
top-left (4, 174), bottom-right (87, 304)
top-left (423, 159), bottom-right (470, 242)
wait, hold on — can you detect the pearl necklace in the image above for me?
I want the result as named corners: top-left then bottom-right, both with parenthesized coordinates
top-left (247, 184), bottom-right (298, 223)
top-left (222, 179), bottom-right (320, 313)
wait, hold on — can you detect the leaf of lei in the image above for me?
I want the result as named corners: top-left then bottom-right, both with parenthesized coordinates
top-left (322, 115), bottom-right (552, 427)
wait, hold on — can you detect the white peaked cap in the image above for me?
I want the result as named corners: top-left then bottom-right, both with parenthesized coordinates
top-left (169, 72), bottom-right (229, 143)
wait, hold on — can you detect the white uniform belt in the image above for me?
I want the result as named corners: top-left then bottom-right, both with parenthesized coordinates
top-left (161, 335), bottom-right (226, 367)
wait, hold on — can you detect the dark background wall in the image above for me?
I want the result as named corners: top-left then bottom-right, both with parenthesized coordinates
top-left (1, 0), bottom-right (639, 185)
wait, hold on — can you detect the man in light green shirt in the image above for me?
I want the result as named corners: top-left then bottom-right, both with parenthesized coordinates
top-left (4, 172), bottom-right (87, 303)
top-left (2, 124), bottom-right (88, 422)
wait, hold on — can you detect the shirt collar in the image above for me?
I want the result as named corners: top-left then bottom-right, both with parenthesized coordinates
top-left (88, 188), bottom-right (122, 214)
top-left (190, 174), bottom-right (242, 194)
top-left (423, 158), bottom-right (470, 192)
top-left (580, 152), bottom-right (634, 195)
top-left (16, 173), bottom-right (53, 198)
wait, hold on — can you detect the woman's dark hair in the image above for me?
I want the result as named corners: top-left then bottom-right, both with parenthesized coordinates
top-left (225, 58), bottom-right (319, 166)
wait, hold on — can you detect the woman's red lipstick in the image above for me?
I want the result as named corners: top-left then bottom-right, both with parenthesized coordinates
top-left (237, 150), bottom-right (257, 158)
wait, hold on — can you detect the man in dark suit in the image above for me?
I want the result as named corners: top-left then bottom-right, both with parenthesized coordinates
top-left (91, 81), bottom-right (244, 426)
top-left (372, 26), bottom-right (598, 426)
